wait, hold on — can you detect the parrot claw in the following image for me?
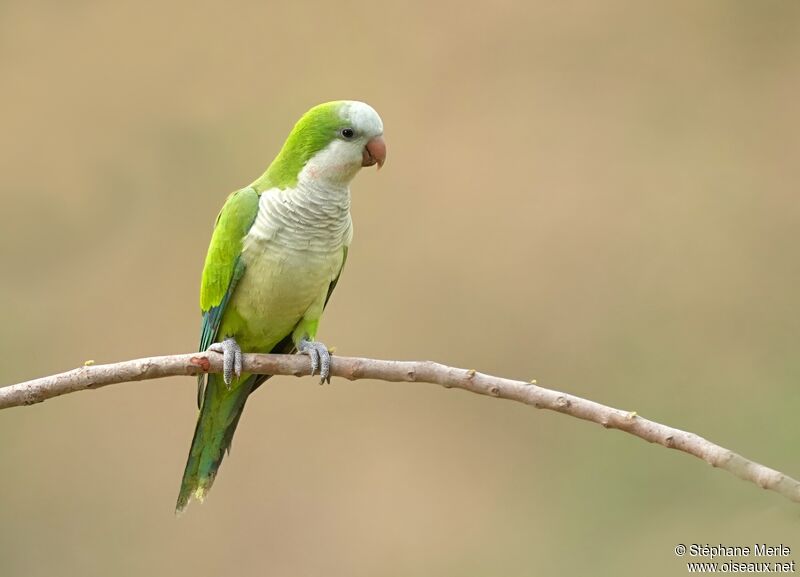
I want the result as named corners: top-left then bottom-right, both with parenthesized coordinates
top-left (298, 338), bottom-right (331, 384)
top-left (208, 337), bottom-right (242, 388)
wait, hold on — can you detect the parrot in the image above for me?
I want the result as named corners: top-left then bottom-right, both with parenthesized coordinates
top-left (176, 100), bottom-right (386, 512)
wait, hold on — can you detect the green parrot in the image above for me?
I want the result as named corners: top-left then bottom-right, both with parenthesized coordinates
top-left (176, 100), bottom-right (386, 512)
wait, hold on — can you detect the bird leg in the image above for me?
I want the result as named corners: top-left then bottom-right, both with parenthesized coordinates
top-left (207, 337), bottom-right (242, 388)
top-left (298, 338), bottom-right (331, 384)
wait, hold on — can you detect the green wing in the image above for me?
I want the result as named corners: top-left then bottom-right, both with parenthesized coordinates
top-left (324, 246), bottom-right (348, 308)
top-left (197, 187), bottom-right (259, 406)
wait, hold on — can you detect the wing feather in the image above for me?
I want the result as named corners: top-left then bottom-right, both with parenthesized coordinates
top-left (324, 245), bottom-right (348, 309)
top-left (196, 187), bottom-right (259, 407)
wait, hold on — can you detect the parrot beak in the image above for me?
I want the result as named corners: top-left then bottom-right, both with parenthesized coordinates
top-left (362, 135), bottom-right (387, 169)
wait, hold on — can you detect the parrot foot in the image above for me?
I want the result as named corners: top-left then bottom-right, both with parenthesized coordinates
top-left (298, 338), bottom-right (331, 384)
top-left (208, 337), bottom-right (242, 388)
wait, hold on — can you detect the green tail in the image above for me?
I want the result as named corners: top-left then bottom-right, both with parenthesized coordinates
top-left (176, 373), bottom-right (257, 513)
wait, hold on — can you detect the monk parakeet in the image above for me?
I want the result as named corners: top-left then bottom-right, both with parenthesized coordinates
top-left (176, 101), bottom-right (386, 512)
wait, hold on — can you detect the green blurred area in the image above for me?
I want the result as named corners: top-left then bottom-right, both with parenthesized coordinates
top-left (1, 1), bottom-right (800, 575)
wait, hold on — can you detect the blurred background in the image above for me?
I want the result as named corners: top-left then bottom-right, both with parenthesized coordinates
top-left (1, 1), bottom-right (799, 575)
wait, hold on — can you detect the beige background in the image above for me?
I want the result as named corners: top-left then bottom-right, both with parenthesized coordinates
top-left (1, 1), bottom-right (799, 575)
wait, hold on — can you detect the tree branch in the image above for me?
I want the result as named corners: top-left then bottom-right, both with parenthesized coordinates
top-left (2, 352), bottom-right (798, 504)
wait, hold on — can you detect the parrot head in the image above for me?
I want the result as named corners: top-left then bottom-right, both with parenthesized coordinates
top-left (257, 100), bottom-right (386, 191)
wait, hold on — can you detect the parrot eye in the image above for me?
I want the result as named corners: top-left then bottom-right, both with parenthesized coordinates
top-left (340, 127), bottom-right (355, 139)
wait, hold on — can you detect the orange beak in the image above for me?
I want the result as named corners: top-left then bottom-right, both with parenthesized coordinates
top-left (362, 135), bottom-right (387, 169)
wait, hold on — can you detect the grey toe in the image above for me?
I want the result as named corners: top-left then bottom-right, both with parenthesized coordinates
top-left (299, 338), bottom-right (332, 384)
top-left (209, 337), bottom-right (242, 388)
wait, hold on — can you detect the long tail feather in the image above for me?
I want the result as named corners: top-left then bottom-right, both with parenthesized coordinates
top-left (176, 373), bottom-right (256, 513)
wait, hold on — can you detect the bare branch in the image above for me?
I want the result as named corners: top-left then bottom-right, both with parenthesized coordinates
top-left (2, 352), bottom-right (798, 504)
